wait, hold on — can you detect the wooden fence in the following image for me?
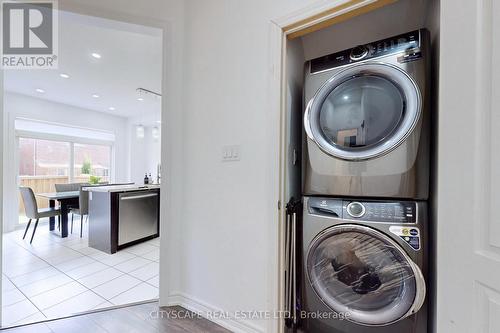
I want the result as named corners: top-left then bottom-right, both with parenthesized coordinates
top-left (18, 175), bottom-right (92, 214)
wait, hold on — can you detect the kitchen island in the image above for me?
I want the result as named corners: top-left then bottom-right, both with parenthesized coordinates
top-left (85, 184), bottom-right (160, 254)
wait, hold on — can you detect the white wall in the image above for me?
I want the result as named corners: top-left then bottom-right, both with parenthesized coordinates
top-left (128, 120), bottom-right (161, 185)
top-left (176, 1), bottom-right (328, 332)
top-left (2, 92), bottom-right (129, 232)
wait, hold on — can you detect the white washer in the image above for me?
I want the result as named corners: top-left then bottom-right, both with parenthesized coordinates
top-left (303, 30), bottom-right (430, 199)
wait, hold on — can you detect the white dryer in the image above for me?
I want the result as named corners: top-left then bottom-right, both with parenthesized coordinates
top-left (303, 30), bottom-right (430, 199)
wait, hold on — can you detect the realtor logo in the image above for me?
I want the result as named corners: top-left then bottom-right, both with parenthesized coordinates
top-left (1, 0), bottom-right (58, 69)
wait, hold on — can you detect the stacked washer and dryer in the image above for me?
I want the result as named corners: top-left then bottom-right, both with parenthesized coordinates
top-left (300, 30), bottom-right (430, 333)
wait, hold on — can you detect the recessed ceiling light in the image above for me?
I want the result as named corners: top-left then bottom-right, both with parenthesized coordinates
top-left (108, 107), bottom-right (116, 111)
top-left (60, 73), bottom-right (70, 79)
top-left (92, 94), bottom-right (100, 98)
top-left (91, 53), bottom-right (101, 59)
top-left (137, 97), bottom-right (144, 101)
top-left (35, 88), bottom-right (45, 93)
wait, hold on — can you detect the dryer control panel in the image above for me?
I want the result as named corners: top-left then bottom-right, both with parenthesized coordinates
top-left (310, 30), bottom-right (423, 74)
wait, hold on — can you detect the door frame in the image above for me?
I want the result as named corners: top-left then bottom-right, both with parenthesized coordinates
top-left (267, 1), bottom-right (398, 332)
top-left (0, 2), bottom-right (182, 326)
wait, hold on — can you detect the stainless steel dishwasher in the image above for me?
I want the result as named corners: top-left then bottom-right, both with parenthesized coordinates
top-left (118, 190), bottom-right (159, 246)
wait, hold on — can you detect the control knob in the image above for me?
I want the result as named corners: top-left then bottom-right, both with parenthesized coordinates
top-left (350, 45), bottom-right (369, 61)
top-left (347, 202), bottom-right (366, 218)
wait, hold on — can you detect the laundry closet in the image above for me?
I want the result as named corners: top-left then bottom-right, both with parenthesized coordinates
top-left (281, 1), bottom-right (440, 332)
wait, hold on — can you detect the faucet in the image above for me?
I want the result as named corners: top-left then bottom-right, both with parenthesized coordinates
top-left (156, 163), bottom-right (161, 184)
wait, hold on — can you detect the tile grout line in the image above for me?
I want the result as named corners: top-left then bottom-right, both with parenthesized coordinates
top-left (5, 264), bottom-right (59, 284)
top-left (4, 230), bottom-right (159, 326)
top-left (112, 258), bottom-right (155, 275)
top-left (39, 246), bottom-right (157, 310)
top-left (104, 279), bottom-right (144, 303)
top-left (5, 231), bottom-right (106, 317)
top-left (40, 288), bottom-right (91, 319)
top-left (2, 274), bottom-right (48, 326)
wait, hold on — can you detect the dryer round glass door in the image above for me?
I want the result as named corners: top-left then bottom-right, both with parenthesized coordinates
top-left (306, 224), bottom-right (426, 326)
top-left (304, 63), bottom-right (422, 160)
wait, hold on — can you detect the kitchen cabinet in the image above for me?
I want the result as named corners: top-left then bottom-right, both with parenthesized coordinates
top-left (86, 185), bottom-right (160, 254)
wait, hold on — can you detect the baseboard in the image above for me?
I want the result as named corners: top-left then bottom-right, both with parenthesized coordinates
top-left (166, 292), bottom-right (265, 333)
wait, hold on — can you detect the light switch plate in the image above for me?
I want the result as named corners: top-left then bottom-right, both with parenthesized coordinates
top-left (222, 145), bottom-right (240, 162)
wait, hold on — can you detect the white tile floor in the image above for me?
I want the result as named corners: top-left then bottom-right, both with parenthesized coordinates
top-left (2, 218), bottom-right (160, 328)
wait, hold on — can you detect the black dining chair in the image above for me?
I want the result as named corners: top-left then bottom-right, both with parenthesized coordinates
top-left (19, 187), bottom-right (61, 244)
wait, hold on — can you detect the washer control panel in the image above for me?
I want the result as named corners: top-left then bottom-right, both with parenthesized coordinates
top-left (308, 197), bottom-right (343, 217)
top-left (310, 30), bottom-right (422, 74)
top-left (343, 200), bottom-right (417, 223)
top-left (308, 198), bottom-right (417, 224)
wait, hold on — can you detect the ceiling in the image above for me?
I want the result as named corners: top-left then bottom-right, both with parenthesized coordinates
top-left (4, 11), bottom-right (163, 121)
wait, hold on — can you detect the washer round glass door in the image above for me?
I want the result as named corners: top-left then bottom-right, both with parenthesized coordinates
top-left (304, 63), bottom-right (422, 160)
top-left (306, 224), bottom-right (425, 326)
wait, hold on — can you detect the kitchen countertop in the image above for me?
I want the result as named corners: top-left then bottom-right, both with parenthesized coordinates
top-left (83, 184), bottom-right (160, 193)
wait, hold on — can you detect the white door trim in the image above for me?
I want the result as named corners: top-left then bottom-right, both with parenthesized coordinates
top-left (437, 1), bottom-right (500, 332)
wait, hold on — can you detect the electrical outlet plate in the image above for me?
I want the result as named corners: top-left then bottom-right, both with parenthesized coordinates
top-left (222, 145), bottom-right (240, 162)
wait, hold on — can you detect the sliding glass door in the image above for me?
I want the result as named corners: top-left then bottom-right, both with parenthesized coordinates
top-left (74, 143), bottom-right (111, 183)
top-left (17, 137), bottom-right (112, 223)
top-left (19, 138), bottom-right (71, 177)
top-left (18, 138), bottom-right (71, 220)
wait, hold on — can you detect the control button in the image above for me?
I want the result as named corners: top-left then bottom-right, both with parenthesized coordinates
top-left (349, 45), bottom-right (369, 61)
top-left (347, 202), bottom-right (365, 218)
top-left (410, 229), bottom-right (419, 236)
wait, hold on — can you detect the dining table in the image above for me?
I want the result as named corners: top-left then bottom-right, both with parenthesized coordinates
top-left (36, 191), bottom-right (80, 238)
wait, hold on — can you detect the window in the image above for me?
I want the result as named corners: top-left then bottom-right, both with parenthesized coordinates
top-left (74, 143), bottom-right (111, 183)
top-left (19, 138), bottom-right (70, 177)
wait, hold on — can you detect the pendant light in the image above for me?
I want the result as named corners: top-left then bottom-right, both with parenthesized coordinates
top-left (135, 87), bottom-right (161, 140)
top-left (152, 127), bottom-right (160, 140)
top-left (136, 125), bottom-right (145, 139)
